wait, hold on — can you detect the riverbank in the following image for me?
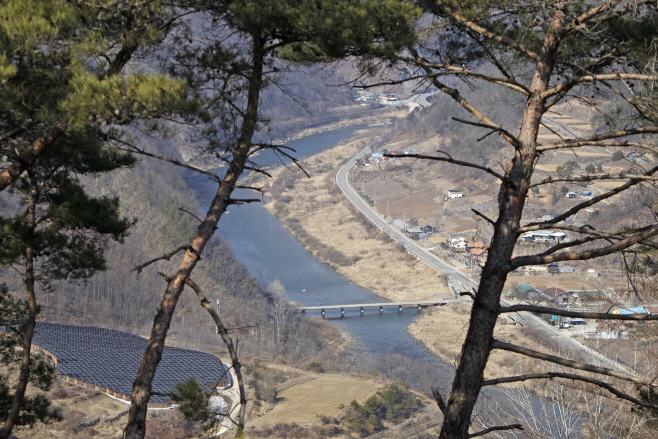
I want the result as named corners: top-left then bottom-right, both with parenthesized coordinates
top-left (408, 302), bottom-right (547, 380)
top-left (263, 128), bottom-right (452, 304)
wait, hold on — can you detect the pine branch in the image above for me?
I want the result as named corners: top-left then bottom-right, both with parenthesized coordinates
top-left (0, 123), bottom-right (65, 192)
top-left (469, 424), bottom-right (523, 438)
top-left (530, 172), bottom-right (658, 187)
top-left (183, 277), bottom-right (247, 434)
top-left (517, 224), bottom-right (658, 250)
top-left (542, 73), bottom-right (658, 99)
top-left (524, 164), bottom-right (658, 228)
top-left (499, 304), bottom-right (658, 321)
top-left (537, 235), bottom-right (598, 256)
top-left (408, 47), bottom-right (522, 149)
top-left (132, 246), bottom-right (195, 275)
top-left (492, 340), bottom-right (652, 387)
top-left (431, 386), bottom-right (447, 415)
top-left (396, 56), bottom-right (530, 95)
top-left (537, 127), bottom-right (658, 151)
top-left (539, 141), bottom-right (656, 153)
top-left (114, 146), bottom-right (221, 182)
top-left (387, 152), bottom-right (508, 182)
top-left (482, 372), bottom-right (658, 409)
top-left (178, 208), bottom-right (203, 223)
top-left (509, 223), bottom-right (658, 268)
top-left (439, 5), bottom-right (540, 62)
top-left (471, 209), bottom-right (495, 225)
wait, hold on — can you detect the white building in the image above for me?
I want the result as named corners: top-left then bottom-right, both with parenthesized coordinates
top-left (519, 230), bottom-right (568, 242)
top-left (447, 189), bottom-right (463, 199)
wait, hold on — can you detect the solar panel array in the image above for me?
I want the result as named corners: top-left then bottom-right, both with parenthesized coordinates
top-left (32, 322), bottom-right (230, 403)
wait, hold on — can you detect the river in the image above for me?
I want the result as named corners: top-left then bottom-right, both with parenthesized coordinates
top-left (188, 126), bottom-right (451, 377)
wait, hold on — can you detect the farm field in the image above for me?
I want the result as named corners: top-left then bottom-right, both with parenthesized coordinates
top-left (249, 377), bottom-right (380, 426)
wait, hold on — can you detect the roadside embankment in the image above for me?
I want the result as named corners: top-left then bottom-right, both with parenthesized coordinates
top-left (263, 130), bottom-right (452, 304)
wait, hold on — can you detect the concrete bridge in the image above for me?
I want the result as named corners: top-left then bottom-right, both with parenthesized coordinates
top-left (294, 299), bottom-right (461, 317)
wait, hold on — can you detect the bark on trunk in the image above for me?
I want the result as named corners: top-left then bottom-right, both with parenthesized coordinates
top-left (0, 124), bottom-right (65, 192)
top-left (437, 14), bottom-right (563, 438)
top-left (0, 173), bottom-right (39, 439)
top-left (122, 37), bottom-right (266, 439)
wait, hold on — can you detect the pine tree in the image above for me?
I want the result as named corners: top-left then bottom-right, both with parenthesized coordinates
top-left (0, 130), bottom-right (136, 438)
top-left (0, 286), bottom-right (62, 429)
top-left (394, 1), bottom-right (658, 437)
top-left (0, 0), bottom-right (195, 192)
top-left (123, 1), bottom-right (420, 437)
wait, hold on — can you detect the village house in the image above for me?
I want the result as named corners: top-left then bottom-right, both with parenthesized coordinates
top-left (543, 287), bottom-right (579, 305)
top-left (565, 191), bottom-right (577, 199)
top-left (449, 233), bottom-right (466, 250)
top-left (469, 247), bottom-right (487, 261)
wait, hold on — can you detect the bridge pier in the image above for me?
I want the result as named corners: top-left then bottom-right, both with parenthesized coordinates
top-left (321, 309), bottom-right (325, 318)
top-left (398, 305), bottom-right (403, 313)
top-left (417, 304), bottom-right (422, 312)
top-left (380, 306), bottom-right (383, 314)
top-left (341, 308), bottom-right (345, 317)
top-left (360, 307), bottom-right (364, 315)
top-left (301, 309), bottom-right (306, 316)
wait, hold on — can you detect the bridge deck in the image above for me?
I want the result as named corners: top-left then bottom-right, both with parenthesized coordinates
top-left (294, 299), bottom-right (460, 311)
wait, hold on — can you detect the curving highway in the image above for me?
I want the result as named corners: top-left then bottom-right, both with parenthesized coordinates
top-left (335, 131), bottom-right (633, 373)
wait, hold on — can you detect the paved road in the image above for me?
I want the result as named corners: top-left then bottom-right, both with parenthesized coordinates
top-left (336, 138), bottom-right (633, 373)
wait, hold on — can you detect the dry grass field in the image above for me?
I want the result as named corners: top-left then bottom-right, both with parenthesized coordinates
top-left (249, 377), bottom-right (380, 426)
top-left (409, 302), bottom-right (548, 380)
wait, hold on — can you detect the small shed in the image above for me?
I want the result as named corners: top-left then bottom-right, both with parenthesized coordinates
top-left (514, 284), bottom-right (539, 300)
top-left (422, 225), bottom-right (438, 234)
top-left (371, 153), bottom-right (383, 158)
top-left (565, 192), bottom-right (577, 199)
top-left (447, 189), bottom-right (463, 199)
top-left (405, 226), bottom-right (423, 237)
top-left (541, 214), bottom-right (553, 222)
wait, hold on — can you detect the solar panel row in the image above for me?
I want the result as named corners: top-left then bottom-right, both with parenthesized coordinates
top-left (32, 322), bottom-right (231, 404)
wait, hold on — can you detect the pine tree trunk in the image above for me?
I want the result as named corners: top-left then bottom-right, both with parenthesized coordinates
top-left (0, 173), bottom-right (39, 439)
top-left (123, 37), bottom-right (266, 439)
top-left (438, 18), bottom-right (562, 436)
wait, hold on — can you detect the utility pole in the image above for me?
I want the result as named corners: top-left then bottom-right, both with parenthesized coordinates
top-left (373, 188), bottom-right (376, 207)
top-left (387, 200), bottom-right (390, 218)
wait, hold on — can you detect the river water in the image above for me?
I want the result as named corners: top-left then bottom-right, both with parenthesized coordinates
top-left (188, 126), bottom-right (451, 377)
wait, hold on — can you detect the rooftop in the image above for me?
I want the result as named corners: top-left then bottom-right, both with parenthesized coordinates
top-left (32, 323), bottom-right (229, 403)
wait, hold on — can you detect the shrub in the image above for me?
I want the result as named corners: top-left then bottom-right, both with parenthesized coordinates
top-left (612, 150), bottom-right (624, 161)
top-left (264, 387), bottom-right (278, 402)
top-left (344, 382), bottom-right (421, 436)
